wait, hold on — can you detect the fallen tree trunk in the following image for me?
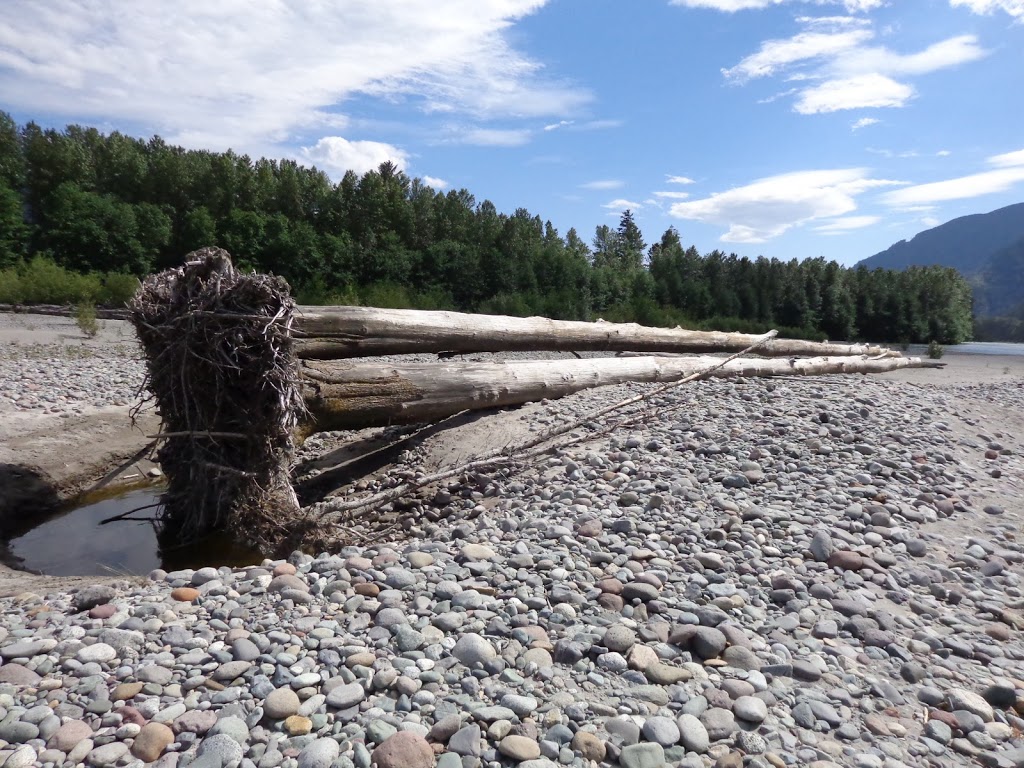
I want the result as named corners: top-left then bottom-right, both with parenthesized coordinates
top-left (0, 303), bottom-right (130, 320)
top-left (294, 305), bottom-right (894, 359)
top-left (301, 354), bottom-right (941, 432)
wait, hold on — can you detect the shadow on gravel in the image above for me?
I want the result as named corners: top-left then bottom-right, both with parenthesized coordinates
top-left (292, 409), bottom-right (496, 506)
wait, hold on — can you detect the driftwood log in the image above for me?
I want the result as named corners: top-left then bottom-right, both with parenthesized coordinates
top-left (129, 250), bottom-right (942, 555)
top-left (294, 305), bottom-right (895, 359)
top-left (301, 354), bottom-right (941, 432)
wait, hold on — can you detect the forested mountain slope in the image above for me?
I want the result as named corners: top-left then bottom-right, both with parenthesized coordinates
top-left (0, 114), bottom-right (974, 344)
top-left (858, 203), bottom-right (1024, 319)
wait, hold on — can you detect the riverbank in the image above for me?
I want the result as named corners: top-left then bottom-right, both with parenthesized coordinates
top-left (3, 313), bottom-right (1024, 768)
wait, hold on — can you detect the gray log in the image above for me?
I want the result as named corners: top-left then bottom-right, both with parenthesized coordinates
top-left (301, 354), bottom-right (939, 432)
top-left (294, 305), bottom-right (894, 359)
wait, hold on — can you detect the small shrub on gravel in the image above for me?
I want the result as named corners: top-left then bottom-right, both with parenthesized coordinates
top-left (75, 301), bottom-right (100, 337)
top-left (927, 339), bottom-right (945, 359)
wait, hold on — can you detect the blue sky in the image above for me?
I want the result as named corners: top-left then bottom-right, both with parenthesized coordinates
top-left (1, 0), bottom-right (1022, 266)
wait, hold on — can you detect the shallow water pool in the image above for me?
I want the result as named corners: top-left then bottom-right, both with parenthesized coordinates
top-left (8, 486), bottom-right (264, 576)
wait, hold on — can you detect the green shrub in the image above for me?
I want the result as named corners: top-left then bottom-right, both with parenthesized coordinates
top-left (927, 340), bottom-right (945, 359)
top-left (0, 265), bottom-right (22, 303)
top-left (1, 256), bottom-right (102, 304)
top-left (97, 273), bottom-right (141, 307)
top-left (294, 277), bottom-right (361, 307)
top-left (360, 282), bottom-right (416, 310)
top-left (477, 293), bottom-right (535, 317)
top-left (410, 286), bottom-right (455, 311)
top-left (75, 301), bottom-right (100, 337)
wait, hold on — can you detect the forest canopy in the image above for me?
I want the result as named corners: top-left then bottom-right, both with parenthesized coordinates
top-left (0, 114), bottom-right (974, 344)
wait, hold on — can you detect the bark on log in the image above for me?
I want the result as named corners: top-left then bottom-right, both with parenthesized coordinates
top-left (294, 305), bottom-right (893, 359)
top-left (301, 354), bottom-right (940, 432)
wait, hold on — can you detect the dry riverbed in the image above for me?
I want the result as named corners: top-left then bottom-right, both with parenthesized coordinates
top-left (2, 312), bottom-right (1024, 768)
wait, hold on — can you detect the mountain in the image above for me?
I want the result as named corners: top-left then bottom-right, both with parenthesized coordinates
top-left (858, 202), bottom-right (1024, 317)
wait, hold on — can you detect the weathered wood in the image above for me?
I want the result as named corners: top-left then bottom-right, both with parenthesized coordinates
top-left (294, 305), bottom-right (894, 359)
top-left (0, 303), bottom-right (130, 320)
top-left (301, 354), bottom-right (940, 432)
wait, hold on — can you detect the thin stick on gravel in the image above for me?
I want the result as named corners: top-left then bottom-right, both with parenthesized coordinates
top-left (316, 330), bottom-right (779, 522)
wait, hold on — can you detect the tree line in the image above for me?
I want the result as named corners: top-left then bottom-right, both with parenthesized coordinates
top-left (0, 114), bottom-right (974, 344)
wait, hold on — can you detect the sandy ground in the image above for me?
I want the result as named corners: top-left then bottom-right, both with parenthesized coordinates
top-left (2, 311), bottom-right (1023, 593)
top-left (0, 312), bottom-right (160, 509)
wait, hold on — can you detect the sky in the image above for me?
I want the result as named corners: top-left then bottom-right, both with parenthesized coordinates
top-left (1, 0), bottom-right (1022, 267)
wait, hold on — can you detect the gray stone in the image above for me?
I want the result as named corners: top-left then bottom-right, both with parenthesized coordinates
top-left (700, 708), bottom-right (736, 741)
top-left (949, 688), bottom-right (995, 722)
top-left (265, 687), bottom-right (301, 719)
top-left (87, 741), bottom-right (130, 766)
top-left (76, 643), bottom-right (117, 664)
top-left (499, 735), bottom-right (542, 761)
top-left (604, 625), bottom-right (636, 653)
top-left (620, 742), bottom-right (666, 768)
top-left (452, 634), bottom-right (497, 666)
top-left (676, 714), bottom-right (709, 754)
top-left (0, 638), bottom-right (56, 658)
top-left (733, 696), bottom-right (768, 723)
top-left (326, 682), bottom-right (365, 709)
top-left (232, 638), bottom-right (261, 662)
top-left (641, 717), bottom-right (680, 747)
top-left (735, 730), bottom-right (766, 755)
top-left (213, 660), bottom-right (252, 681)
top-left (622, 583), bottom-right (660, 603)
top-left (606, 718), bottom-right (641, 746)
top-left (137, 665), bottom-right (174, 685)
top-left (809, 529), bottom-right (834, 562)
top-left (500, 695), bottom-right (539, 718)
top-left (448, 724), bottom-right (482, 756)
top-left (197, 733), bottom-right (245, 765)
top-left (73, 585), bottom-right (118, 611)
top-left (692, 627), bottom-right (727, 660)
top-left (209, 715), bottom-right (249, 746)
top-left (298, 738), bottom-right (341, 768)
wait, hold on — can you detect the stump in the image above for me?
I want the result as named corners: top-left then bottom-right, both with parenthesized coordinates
top-left (129, 248), bottom-right (306, 553)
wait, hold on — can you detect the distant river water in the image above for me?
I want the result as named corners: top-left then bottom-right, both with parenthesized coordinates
top-left (904, 342), bottom-right (1024, 357)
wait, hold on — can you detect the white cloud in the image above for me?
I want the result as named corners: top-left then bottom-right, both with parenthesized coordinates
top-left (883, 167), bottom-right (1024, 205)
top-left (867, 147), bottom-right (919, 158)
top-left (936, 149), bottom-right (952, 157)
top-left (920, 215), bottom-right (942, 227)
top-left (578, 119), bottom-right (625, 130)
top-left (831, 35), bottom-right (987, 77)
top-left (544, 118), bottom-right (621, 132)
top-left (544, 120), bottom-right (574, 131)
top-left (461, 128), bottom-right (533, 146)
top-left (814, 215), bottom-right (881, 233)
top-left (653, 191), bottom-right (692, 199)
top-left (852, 117), bottom-right (880, 130)
top-left (602, 198), bottom-right (644, 210)
top-left (724, 28), bottom-right (873, 81)
top-left (301, 137), bottom-right (409, 176)
top-left (0, 1), bottom-right (587, 155)
top-left (723, 16), bottom-right (987, 115)
top-left (580, 180), bottom-right (625, 190)
top-left (989, 148), bottom-right (1024, 167)
top-left (422, 175), bottom-right (449, 190)
top-left (671, 0), bottom-right (883, 11)
top-left (796, 74), bottom-right (913, 112)
top-left (950, 0), bottom-right (1024, 19)
top-left (668, 168), bottom-right (904, 242)
top-left (666, 175), bottom-right (697, 184)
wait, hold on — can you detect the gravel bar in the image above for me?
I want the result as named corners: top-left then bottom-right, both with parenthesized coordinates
top-left (3, 324), bottom-right (1024, 768)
